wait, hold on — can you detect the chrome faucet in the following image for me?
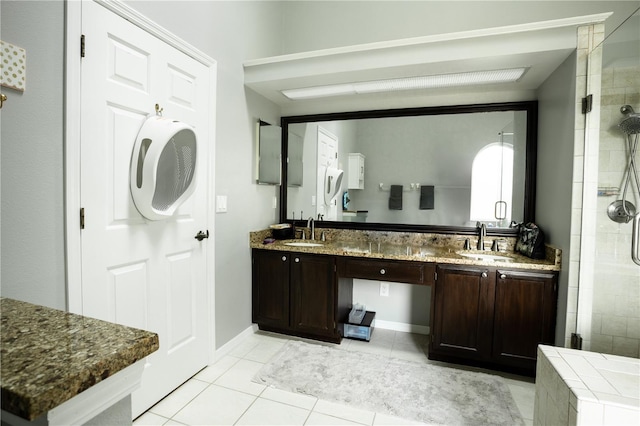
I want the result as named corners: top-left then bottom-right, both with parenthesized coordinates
top-left (307, 217), bottom-right (315, 240)
top-left (477, 222), bottom-right (486, 250)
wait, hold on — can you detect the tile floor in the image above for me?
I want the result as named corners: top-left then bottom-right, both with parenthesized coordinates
top-left (134, 329), bottom-right (535, 425)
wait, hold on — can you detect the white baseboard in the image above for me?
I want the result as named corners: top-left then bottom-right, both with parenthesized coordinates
top-left (213, 324), bottom-right (258, 362)
top-left (374, 319), bottom-right (429, 335)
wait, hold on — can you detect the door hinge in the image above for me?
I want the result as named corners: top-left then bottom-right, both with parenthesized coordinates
top-left (582, 94), bottom-right (593, 114)
top-left (80, 207), bottom-right (85, 229)
top-left (81, 34), bottom-right (86, 58)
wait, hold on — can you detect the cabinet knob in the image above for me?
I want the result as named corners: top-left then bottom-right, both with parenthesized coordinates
top-left (500, 274), bottom-right (507, 279)
top-left (281, 256), bottom-right (287, 261)
top-left (380, 269), bottom-right (386, 275)
top-left (295, 257), bottom-right (300, 263)
top-left (481, 272), bottom-right (488, 278)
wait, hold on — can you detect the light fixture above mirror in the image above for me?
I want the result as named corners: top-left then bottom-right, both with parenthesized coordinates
top-left (282, 68), bottom-right (529, 100)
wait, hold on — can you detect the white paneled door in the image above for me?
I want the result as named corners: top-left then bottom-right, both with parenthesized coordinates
top-left (316, 127), bottom-right (339, 220)
top-left (79, 1), bottom-right (212, 417)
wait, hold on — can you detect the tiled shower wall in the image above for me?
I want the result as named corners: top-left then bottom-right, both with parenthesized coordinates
top-left (590, 63), bottom-right (640, 357)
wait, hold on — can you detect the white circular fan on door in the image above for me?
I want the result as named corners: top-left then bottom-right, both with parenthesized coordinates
top-left (130, 115), bottom-right (198, 220)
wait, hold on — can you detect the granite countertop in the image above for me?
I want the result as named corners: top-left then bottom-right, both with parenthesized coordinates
top-left (250, 228), bottom-right (561, 271)
top-left (0, 298), bottom-right (159, 421)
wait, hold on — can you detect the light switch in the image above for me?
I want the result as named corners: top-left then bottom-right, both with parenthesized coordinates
top-left (216, 195), bottom-right (227, 213)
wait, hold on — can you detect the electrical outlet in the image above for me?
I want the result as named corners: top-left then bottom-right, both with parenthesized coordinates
top-left (380, 282), bottom-right (390, 297)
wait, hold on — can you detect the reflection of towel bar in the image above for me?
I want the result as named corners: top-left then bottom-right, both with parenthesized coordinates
top-left (379, 183), bottom-right (421, 191)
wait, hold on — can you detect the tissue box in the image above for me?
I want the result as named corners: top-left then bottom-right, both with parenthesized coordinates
top-left (344, 311), bottom-right (375, 341)
top-left (348, 304), bottom-right (366, 324)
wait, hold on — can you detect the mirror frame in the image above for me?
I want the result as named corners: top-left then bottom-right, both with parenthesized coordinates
top-left (280, 101), bottom-right (538, 237)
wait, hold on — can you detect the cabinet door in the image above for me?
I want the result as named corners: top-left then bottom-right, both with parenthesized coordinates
top-left (252, 249), bottom-right (290, 329)
top-left (492, 269), bottom-right (557, 369)
top-left (431, 265), bottom-right (494, 360)
top-left (290, 254), bottom-right (336, 337)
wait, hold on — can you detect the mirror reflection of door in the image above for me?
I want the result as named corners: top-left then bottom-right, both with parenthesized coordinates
top-left (469, 133), bottom-right (514, 227)
top-left (316, 127), bottom-right (339, 220)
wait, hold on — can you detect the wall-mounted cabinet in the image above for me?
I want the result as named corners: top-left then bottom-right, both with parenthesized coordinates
top-left (348, 153), bottom-right (365, 190)
top-left (255, 121), bottom-right (281, 185)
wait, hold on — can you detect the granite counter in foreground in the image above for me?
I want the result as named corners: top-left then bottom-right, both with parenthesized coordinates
top-left (0, 297), bottom-right (159, 422)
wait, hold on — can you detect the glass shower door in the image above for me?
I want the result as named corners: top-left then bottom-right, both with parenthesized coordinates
top-left (584, 9), bottom-right (640, 358)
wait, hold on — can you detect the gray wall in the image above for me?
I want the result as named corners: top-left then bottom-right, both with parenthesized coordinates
top-left (1, 0), bottom-right (66, 310)
top-left (281, 1), bottom-right (640, 54)
top-left (535, 52), bottom-right (578, 346)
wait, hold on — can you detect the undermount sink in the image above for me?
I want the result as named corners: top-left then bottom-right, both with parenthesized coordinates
top-left (458, 252), bottom-right (514, 262)
top-left (284, 242), bottom-right (324, 247)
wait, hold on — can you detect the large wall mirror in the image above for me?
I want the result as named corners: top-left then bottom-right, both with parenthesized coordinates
top-left (280, 101), bottom-right (537, 235)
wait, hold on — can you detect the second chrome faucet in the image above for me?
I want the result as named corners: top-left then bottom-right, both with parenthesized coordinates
top-left (477, 222), bottom-right (486, 250)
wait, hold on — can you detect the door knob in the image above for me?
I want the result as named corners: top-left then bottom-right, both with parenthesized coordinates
top-left (194, 230), bottom-right (209, 241)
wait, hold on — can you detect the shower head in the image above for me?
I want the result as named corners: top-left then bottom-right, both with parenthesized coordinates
top-left (619, 105), bottom-right (640, 135)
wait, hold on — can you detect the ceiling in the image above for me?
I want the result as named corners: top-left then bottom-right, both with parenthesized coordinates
top-left (244, 13), bottom-right (612, 115)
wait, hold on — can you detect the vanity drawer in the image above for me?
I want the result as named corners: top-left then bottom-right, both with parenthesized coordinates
top-left (338, 257), bottom-right (432, 285)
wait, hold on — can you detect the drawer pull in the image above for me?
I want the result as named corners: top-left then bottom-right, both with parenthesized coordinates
top-left (380, 269), bottom-right (386, 275)
top-left (500, 274), bottom-right (507, 279)
top-left (481, 272), bottom-right (488, 278)
top-left (295, 257), bottom-right (300, 263)
top-left (281, 256), bottom-right (287, 262)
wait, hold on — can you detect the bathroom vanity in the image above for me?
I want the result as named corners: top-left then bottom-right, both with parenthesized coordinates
top-left (250, 229), bottom-right (560, 375)
top-left (0, 298), bottom-right (158, 425)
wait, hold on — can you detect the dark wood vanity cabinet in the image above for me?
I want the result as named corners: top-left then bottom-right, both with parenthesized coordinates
top-left (431, 265), bottom-right (495, 361)
top-left (252, 249), bottom-right (290, 330)
top-left (430, 264), bottom-right (558, 375)
top-left (492, 269), bottom-right (557, 371)
top-left (290, 253), bottom-right (336, 337)
top-left (252, 249), bottom-right (345, 343)
top-left (252, 250), bottom-right (291, 328)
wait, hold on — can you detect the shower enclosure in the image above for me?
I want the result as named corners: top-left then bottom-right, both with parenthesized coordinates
top-left (577, 9), bottom-right (640, 358)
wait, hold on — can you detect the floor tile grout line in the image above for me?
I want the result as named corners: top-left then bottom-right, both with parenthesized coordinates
top-left (231, 392), bottom-right (261, 426)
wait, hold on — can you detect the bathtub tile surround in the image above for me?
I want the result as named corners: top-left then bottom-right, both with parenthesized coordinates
top-left (135, 331), bottom-right (536, 426)
top-left (534, 345), bottom-right (640, 425)
top-left (0, 298), bottom-right (159, 421)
